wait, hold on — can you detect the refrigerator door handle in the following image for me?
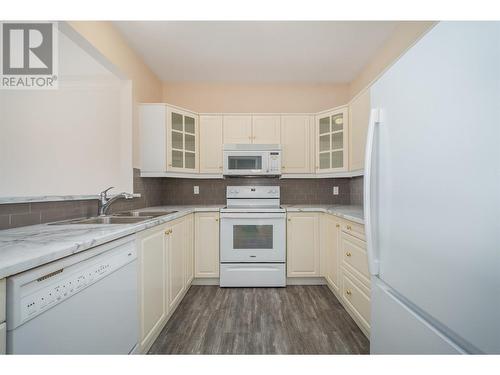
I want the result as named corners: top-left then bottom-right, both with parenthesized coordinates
top-left (364, 108), bottom-right (381, 275)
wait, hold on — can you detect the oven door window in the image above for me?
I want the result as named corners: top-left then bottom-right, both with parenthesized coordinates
top-left (228, 156), bottom-right (262, 170)
top-left (233, 225), bottom-right (273, 249)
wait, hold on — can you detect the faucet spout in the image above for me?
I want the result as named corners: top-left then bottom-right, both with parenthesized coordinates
top-left (98, 187), bottom-right (134, 216)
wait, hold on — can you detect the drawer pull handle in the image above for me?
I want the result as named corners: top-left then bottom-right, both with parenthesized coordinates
top-left (347, 225), bottom-right (352, 230)
top-left (346, 252), bottom-right (352, 257)
top-left (346, 289), bottom-right (352, 296)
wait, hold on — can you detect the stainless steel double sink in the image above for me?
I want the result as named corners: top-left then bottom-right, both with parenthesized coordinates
top-left (50, 210), bottom-right (178, 225)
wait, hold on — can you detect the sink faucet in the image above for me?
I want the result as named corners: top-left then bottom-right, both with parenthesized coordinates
top-left (98, 187), bottom-right (134, 216)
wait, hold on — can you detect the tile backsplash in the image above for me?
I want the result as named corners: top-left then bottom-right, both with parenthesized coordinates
top-left (350, 176), bottom-right (364, 206)
top-left (161, 177), bottom-right (352, 205)
top-left (0, 169), bottom-right (363, 230)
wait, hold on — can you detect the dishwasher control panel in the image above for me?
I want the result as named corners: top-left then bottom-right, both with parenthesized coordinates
top-left (7, 239), bottom-right (136, 329)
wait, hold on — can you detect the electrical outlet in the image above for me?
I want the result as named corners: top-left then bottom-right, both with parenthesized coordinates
top-left (333, 186), bottom-right (339, 195)
top-left (193, 186), bottom-right (199, 195)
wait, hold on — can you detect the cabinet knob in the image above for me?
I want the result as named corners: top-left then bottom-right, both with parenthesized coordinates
top-left (336, 223), bottom-right (340, 228)
top-left (347, 225), bottom-right (352, 230)
top-left (287, 218), bottom-right (291, 222)
top-left (346, 289), bottom-right (352, 296)
top-left (346, 252), bottom-right (352, 257)
top-left (215, 218), bottom-right (219, 222)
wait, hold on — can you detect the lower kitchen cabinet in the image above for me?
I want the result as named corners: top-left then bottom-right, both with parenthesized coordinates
top-left (0, 322), bottom-right (5, 354)
top-left (167, 216), bottom-right (192, 312)
top-left (286, 212), bottom-right (320, 277)
top-left (320, 214), bottom-right (341, 293)
top-left (1, 278), bottom-right (5, 354)
top-left (137, 224), bottom-right (168, 352)
top-left (137, 214), bottom-right (194, 353)
top-left (185, 214), bottom-right (194, 286)
top-left (194, 212), bottom-right (220, 278)
top-left (339, 222), bottom-right (371, 337)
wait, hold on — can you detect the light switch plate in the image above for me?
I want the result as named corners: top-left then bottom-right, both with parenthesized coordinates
top-left (193, 186), bottom-right (199, 195)
top-left (333, 186), bottom-right (339, 195)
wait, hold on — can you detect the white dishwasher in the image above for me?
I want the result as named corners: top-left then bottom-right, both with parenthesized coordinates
top-left (6, 236), bottom-right (138, 354)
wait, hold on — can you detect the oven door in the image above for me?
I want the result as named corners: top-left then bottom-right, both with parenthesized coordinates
top-left (223, 151), bottom-right (269, 175)
top-left (220, 212), bottom-right (286, 262)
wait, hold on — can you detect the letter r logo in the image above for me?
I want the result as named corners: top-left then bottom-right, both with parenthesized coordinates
top-left (2, 23), bottom-right (53, 75)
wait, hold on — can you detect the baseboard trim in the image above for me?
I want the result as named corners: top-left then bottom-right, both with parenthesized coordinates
top-left (192, 277), bottom-right (220, 285)
top-left (286, 277), bottom-right (327, 285)
top-left (193, 277), bottom-right (328, 286)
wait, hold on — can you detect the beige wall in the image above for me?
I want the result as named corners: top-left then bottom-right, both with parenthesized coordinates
top-left (349, 21), bottom-right (436, 99)
top-left (163, 82), bottom-right (350, 113)
top-left (67, 21), bottom-right (163, 168)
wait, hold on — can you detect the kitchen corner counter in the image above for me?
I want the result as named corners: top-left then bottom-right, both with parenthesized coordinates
top-left (0, 205), bottom-right (222, 279)
top-left (283, 205), bottom-right (364, 225)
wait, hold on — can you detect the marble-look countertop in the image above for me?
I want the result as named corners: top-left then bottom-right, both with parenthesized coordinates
top-left (283, 205), bottom-right (364, 225)
top-left (0, 204), bottom-right (363, 279)
top-left (0, 205), bottom-right (222, 279)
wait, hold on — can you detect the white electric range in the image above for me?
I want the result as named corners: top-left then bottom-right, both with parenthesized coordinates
top-left (219, 186), bottom-right (286, 287)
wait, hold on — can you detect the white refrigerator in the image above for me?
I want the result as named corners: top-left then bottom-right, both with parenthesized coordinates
top-left (365, 21), bottom-right (500, 354)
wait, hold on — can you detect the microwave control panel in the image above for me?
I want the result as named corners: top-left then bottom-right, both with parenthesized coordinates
top-left (269, 152), bottom-right (281, 173)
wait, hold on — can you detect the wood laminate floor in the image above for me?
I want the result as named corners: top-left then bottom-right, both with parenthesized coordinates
top-left (148, 285), bottom-right (369, 354)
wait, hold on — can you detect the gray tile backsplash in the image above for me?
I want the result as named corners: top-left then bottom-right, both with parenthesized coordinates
top-left (350, 176), bottom-right (364, 206)
top-left (161, 177), bottom-right (352, 205)
top-left (0, 169), bottom-right (164, 230)
top-left (0, 169), bottom-right (363, 230)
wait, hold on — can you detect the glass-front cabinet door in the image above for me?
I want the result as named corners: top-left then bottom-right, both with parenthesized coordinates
top-left (316, 107), bottom-right (348, 173)
top-left (167, 107), bottom-right (198, 172)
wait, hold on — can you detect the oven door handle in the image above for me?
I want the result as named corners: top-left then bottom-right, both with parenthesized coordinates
top-left (220, 213), bottom-right (286, 219)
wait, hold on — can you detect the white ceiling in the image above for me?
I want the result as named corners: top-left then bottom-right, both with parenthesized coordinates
top-left (114, 21), bottom-right (399, 83)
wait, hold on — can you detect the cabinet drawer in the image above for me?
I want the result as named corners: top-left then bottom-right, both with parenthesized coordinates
top-left (341, 220), bottom-right (365, 241)
top-left (341, 232), bottom-right (369, 284)
top-left (0, 322), bottom-right (5, 354)
top-left (342, 271), bottom-right (370, 332)
top-left (0, 279), bottom-right (5, 323)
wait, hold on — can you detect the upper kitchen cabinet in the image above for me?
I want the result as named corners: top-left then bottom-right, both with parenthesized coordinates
top-left (349, 89), bottom-right (370, 172)
top-left (315, 107), bottom-right (349, 173)
top-left (223, 115), bottom-right (281, 145)
top-left (252, 115), bottom-right (281, 144)
top-left (199, 115), bottom-right (223, 174)
top-left (223, 115), bottom-right (253, 144)
top-left (140, 104), bottom-right (199, 174)
top-left (280, 115), bottom-right (314, 174)
top-left (167, 107), bottom-right (199, 172)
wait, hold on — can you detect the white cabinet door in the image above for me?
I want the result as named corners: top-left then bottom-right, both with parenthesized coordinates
top-left (199, 115), bottom-right (223, 174)
top-left (140, 104), bottom-right (167, 173)
top-left (349, 89), bottom-right (370, 171)
top-left (280, 115), bottom-right (313, 174)
top-left (287, 213), bottom-right (320, 277)
top-left (167, 219), bottom-right (186, 311)
top-left (194, 212), bottom-right (220, 278)
top-left (184, 214), bottom-right (194, 286)
top-left (321, 214), bottom-right (341, 292)
top-left (166, 107), bottom-right (199, 173)
top-left (316, 107), bottom-right (349, 173)
top-left (138, 226), bottom-right (167, 350)
top-left (252, 115), bottom-right (281, 144)
top-left (223, 115), bottom-right (252, 144)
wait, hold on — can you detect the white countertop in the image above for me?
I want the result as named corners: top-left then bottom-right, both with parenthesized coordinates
top-left (0, 204), bottom-right (363, 279)
top-left (0, 206), bottom-right (221, 279)
top-left (283, 205), bottom-right (364, 225)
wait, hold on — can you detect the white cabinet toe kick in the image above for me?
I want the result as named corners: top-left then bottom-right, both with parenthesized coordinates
top-left (220, 263), bottom-right (286, 287)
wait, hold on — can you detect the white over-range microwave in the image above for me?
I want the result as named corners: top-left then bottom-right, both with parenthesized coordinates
top-left (223, 144), bottom-right (282, 176)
